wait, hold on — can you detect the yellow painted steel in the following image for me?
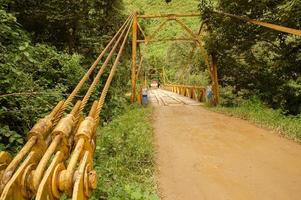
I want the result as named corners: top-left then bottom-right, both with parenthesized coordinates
top-left (0, 15), bottom-right (133, 197)
top-left (0, 152), bottom-right (11, 171)
top-left (96, 17), bottom-right (133, 119)
top-left (131, 12), bottom-right (138, 103)
top-left (214, 11), bottom-right (301, 37)
top-left (0, 14), bottom-right (133, 200)
top-left (164, 84), bottom-right (206, 102)
top-left (0, 100), bottom-right (64, 195)
top-left (2, 9), bottom-right (300, 200)
top-left (138, 12), bottom-right (301, 36)
top-left (137, 13), bottom-right (201, 19)
top-left (136, 14), bottom-right (219, 104)
top-left (144, 19), bottom-right (169, 44)
top-left (137, 11), bottom-right (301, 105)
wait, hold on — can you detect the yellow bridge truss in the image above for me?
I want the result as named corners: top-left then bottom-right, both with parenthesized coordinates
top-left (0, 9), bottom-right (300, 200)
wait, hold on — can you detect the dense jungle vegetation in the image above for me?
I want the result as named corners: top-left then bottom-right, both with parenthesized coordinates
top-left (199, 0), bottom-right (301, 115)
top-left (0, 0), bottom-right (301, 199)
top-left (0, 0), bottom-right (129, 152)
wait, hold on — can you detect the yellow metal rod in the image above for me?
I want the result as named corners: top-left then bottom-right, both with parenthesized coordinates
top-left (173, 18), bottom-right (214, 80)
top-left (35, 151), bottom-right (64, 200)
top-left (0, 100), bottom-right (63, 186)
top-left (145, 19), bottom-right (170, 44)
top-left (165, 84), bottom-right (205, 89)
top-left (0, 151), bottom-right (38, 199)
top-left (53, 14), bottom-right (133, 125)
top-left (213, 11), bottom-right (301, 36)
top-left (131, 12), bottom-right (138, 103)
top-left (138, 13), bottom-right (201, 19)
top-left (31, 134), bottom-right (62, 190)
top-left (137, 38), bottom-right (197, 43)
top-left (0, 136), bottom-right (36, 192)
top-left (30, 100), bottom-right (81, 191)
top-left (137, 22), bottom-right (146, 39)
top-left (96, 17), bottom-right (133, 117)
top-left (34, 15), bottom-right (132, 199)
top-left (71, 151), bottom-right (90, 200)
top-left (67, 139), bottom-right (85, 173)
top-left (22, 17), bottom-right (133, 198)
top-left (78, 14), bottom-right (133, 115)
top-left (53, 101), bottom-right (98, 197)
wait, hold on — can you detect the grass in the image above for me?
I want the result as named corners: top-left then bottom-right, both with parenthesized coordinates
top-left (88, 2), bottom-right (202, 199)
top-left (123, 0), bottom-right (201, 59)
top-left (122, 0), bottom-right (208, 85)
top-left (90, 105), bottom-right (159, 200)
top-left (210, 99), bottom-right (301, 142)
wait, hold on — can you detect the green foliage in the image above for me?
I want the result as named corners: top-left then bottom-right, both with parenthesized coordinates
top-left (0, 1), bottom-right (131, 153)
top-left (100, 58), bottom-right (133, 123)
top-left (124, 0), bottom-right (204, 84)
top-left (1, 3), bottom-right (158, 199)
top-left (212, 98), bottom-right (301, 141)
top-left (0, 7), bottom-right (85, 152)
top-left (165, 42), bottom-right (210, 85)
top-left (91, 105), bottom-right (159, 200)
top-left (199, 0), bottom-right (301, 115)
top-left (0, 125), bottom-right (23, 151)
top-left (7, 0), bottom-right (124, 55)
top-left (219, 85), bottom-right (244, 107)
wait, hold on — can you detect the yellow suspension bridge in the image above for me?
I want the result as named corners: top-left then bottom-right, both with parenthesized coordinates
top-left (0, 11), bottom-right (301, 200)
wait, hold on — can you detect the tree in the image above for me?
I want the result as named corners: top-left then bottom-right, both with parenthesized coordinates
top-left (199, 0), bottom-right (301, 114)
top-left (7, 0), bottom-right (124, 54)
top-left (0, 5), bottom-right (85, 152)
top-left (0, 1), bottom-right (130, 152)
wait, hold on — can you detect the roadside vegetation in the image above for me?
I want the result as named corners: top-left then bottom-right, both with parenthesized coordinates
top-left (0, 0), bottom-right (128, 153)
top-left (91, 105), bottom-right (159, 200)
top-left (199, 0), bottom-right (301, 116)
top-left (211, 97), bottom-right (301, 141)
top-left (198, 0), bottom-right (300, 140)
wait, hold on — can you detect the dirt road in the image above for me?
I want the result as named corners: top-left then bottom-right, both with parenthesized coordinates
top-left (150, 89), bottom-right (301, 200)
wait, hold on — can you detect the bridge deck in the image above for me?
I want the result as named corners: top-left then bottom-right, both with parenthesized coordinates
top-left (149, 89), bottom-right (202, 106)
top-left (151, 89), bottom-right (301, 200)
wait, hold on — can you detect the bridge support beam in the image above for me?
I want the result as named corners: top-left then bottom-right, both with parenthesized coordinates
top-left (211, 53), bottom-right (219, 105)
top-left (131, 12), bottom-right (138, 103)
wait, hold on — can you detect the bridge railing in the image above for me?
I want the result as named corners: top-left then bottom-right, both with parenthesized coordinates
top-left (163, 84), bottom-right (206, 102)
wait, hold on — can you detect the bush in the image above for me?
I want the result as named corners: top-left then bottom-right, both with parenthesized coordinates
top-left (0, 8), bottom-right (85, 153)
top-left (212, 98), bottom-right (301, 141)
top-left (91, 105), bottom-right (159, 200)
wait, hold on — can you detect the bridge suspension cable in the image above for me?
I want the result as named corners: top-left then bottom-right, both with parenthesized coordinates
top-left (1, 8), bottom-right (301, 200)
top-left (0, 13), bottom-right (133, 200)
top-left (212, 11), bottom-right (301, 37)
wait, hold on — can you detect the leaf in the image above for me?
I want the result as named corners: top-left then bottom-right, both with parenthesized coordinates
top-left (16, 138), bottom-right (24, 144)
top-left (19, 46), bottom-right (26, 51)
top-left (23, 52), bottom-right (30, 57)
top-left (131, 190), bottom-right (142, 199)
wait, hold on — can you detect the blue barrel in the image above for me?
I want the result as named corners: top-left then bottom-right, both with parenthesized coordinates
top-left (142, 94), bottom-right (148, 105)
top-left (142, 88), bottom-right (148, 105)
